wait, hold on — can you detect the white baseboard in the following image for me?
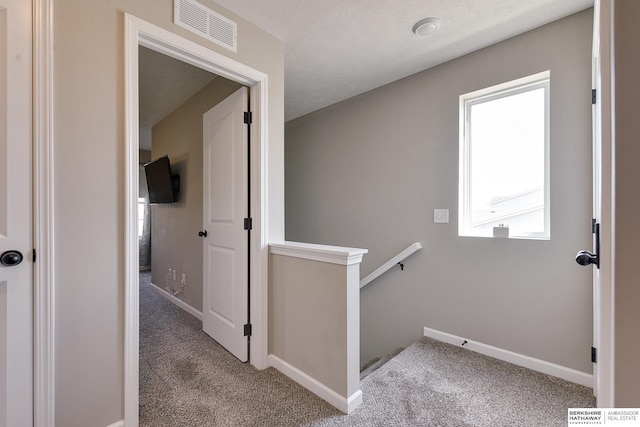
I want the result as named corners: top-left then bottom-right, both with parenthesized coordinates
top-left (268, 354), bottom-right (362, 414)
top-left (423, 327), bottom-right (593, 388)
top-left (150, 282), bottom-right (203, 321)
top-left (105, 420), bottom-right (124, 427)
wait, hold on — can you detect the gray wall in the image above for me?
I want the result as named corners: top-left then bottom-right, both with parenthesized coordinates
top-left (269, 254), bottom-right (360, 399)
top-left (150, 78), bottom-right (242, 312)
top-left (52, 1), bottom-right (284, 425)
top-left (139, 149), bottom-right (151, 164)
top-left (285, 10), bottom-right (594, 372)
top-left (613, 0), bottom-right (640, 407)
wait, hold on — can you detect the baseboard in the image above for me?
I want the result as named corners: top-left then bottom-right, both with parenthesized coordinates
top-left (105, 420), bottom-right (124, 427)
top-left (423, 327), bottom-right (593, 388)
top-left (149, 282), bottom-right (203, 321)
top-left (268, 354), bottom-right (363, 414)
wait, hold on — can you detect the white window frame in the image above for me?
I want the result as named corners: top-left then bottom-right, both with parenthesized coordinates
top-left (458, 71), bottom-right (551, 240)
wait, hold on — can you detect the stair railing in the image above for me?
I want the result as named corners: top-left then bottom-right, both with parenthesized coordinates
top-left (360, 242), bottom-right (422, 289)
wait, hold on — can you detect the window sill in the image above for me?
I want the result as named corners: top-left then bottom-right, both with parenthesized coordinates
top-left (459, 234), bottom-right (550, 241)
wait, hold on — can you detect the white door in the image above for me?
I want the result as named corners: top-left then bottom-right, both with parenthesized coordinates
top-left (0, 0), bottom-right (33, 425)
top-left (202, 87), bottom-right (249, 362)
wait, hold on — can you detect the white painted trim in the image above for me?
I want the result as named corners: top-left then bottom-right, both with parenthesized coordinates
top-left (252, 75), bottom-right (270, 370)
top-left (124, 13), bottom-right (271, 426)
top-left (459, 71), bottom-right (551, 240)
top-left (105, 420), bottom-right (125, 427)
top-left (269, 241), bottom-right (368, 266)
top-left (423, 327), bottom-right (594, 388)
top-left (124, 14), bottom-right (140, 427)
top-left (360, 242), bottom-right (422, 288)
top-left (346, 389), bottom-right (363, 414)
top-left (33, 0), bottom-right (55, 425)
top-left (149, 282), bottom-right (203, 321)
top-left (268, 355), bottom-right (363, 414)
top-left (135, 20), bottom-right (264, 85)
top-left (592, 0), bottom-right (615, 407)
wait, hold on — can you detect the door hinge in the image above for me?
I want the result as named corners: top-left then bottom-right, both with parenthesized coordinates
top-left (244, 111), bottom-right (252, 124)
top-left (244, 323), bottom-right (252, 337)
top-left (244, 218), bottom-right (253, 230)
top-left (591, 346), bottom-right (597, 363)
top-left (32, 249), bottom-right (36, 263)
top-left (592, 89), bottom-right (597, 105)
top-left (593, 218), bottom-right (601, 269)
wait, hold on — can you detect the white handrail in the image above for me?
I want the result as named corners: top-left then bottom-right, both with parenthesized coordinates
top-left (360, 242), bottom-right (422, 289)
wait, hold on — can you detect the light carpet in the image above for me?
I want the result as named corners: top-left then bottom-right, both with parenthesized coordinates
top-left (314, 338), bottom-right (594, 427)
top-left (139, 272), bottom-right (340, 426)
top-left (139, 272), bottom-right (594, 426)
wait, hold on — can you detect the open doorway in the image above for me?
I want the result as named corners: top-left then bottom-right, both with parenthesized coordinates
top-left (137, 33), bottom-right (251, 394)
top-left (137, 46), bottom-right (243, 319)
top-left (124, 14), bottom-right (270, 425)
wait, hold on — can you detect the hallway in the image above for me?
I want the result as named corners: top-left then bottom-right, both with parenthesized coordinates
top-left (138, 272), bottom-right (340, 426)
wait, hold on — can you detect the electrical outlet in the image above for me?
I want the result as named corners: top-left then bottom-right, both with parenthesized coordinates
top-left (434, 209), bottom-right (449, 224)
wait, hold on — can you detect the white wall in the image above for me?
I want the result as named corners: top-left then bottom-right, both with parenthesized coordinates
top-left (52, 1), bottom-right (283, 425)
top-left (285, 10), bottom-right (594, 372)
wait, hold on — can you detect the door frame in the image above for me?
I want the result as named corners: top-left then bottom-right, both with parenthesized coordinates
top-left (592, 0), bottom-right (615, 407)
top-left (33, 0), bottom-right (55, 425)
top-left (124, 14), bottom-right (270, 426)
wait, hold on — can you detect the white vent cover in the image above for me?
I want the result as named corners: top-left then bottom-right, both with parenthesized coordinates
top-left (174, 0), bottom-right (237, 52)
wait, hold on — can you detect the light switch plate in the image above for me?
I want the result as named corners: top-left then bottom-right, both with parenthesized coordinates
top-left (434, 209), bottom-right (449, 224)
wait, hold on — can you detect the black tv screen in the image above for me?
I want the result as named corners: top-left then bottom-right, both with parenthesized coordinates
top-left (144, 155), bottom-right (179, 204)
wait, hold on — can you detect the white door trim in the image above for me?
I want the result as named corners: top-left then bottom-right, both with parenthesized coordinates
top-left (592, 0), bottom-right (615, 407)
top-left (124, 13), bottom-right (270, 427)
top-left (33, 0), bottom-right (55, 425)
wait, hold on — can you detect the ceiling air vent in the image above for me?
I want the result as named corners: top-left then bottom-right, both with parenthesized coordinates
top-left (174, 0), bottom-right (237, 52)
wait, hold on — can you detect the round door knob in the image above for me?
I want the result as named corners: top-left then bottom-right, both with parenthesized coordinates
top-left (1, 250), bottom-right (23, 267)
top-left (198, 230), bottom-right (207, 237)
top-left (575, 250), bottom-right (598, 267)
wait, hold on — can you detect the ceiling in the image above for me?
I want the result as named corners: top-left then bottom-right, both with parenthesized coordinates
top-left (213, 0), bottom-right (593, 121)
top-left (139, 0), bottom-right (594, 131)
top-left (139, 46), bottom-right (217, 129)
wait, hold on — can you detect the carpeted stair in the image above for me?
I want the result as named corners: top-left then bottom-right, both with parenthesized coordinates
top-left (360, 347), bottom-right (404, 381)
top-left (319, 337), bottom-right (595, 427)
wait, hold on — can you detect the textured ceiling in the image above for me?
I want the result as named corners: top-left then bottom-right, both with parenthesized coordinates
top-left (213, 0), bottom-right (593, 121)
top-left (139, 46), bottom-right (217, 130)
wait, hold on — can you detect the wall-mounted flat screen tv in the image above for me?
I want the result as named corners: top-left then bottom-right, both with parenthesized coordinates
top-left (144, 155), bottom-right (180, 204)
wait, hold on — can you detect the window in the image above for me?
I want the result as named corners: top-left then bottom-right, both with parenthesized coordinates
top-left (138, 197), bottom-right (146, 238)
top-left (459, 71), bottom-right (550, 240)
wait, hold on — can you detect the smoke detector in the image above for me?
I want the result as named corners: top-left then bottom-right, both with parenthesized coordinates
top-left (412, 17), bottom-right (441, 36)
